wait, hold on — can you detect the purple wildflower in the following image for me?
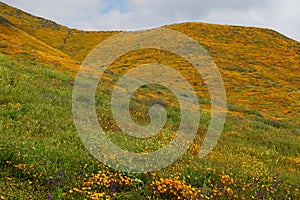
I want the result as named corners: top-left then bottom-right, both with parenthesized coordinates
top-left (257, 191), bottom-right (263, 198)
top-left (47, 194), bottom-right (52, 199)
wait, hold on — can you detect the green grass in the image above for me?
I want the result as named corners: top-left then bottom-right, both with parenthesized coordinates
top-left (0, 52), bottom-right (299, 199)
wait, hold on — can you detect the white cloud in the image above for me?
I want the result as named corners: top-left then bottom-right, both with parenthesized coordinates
top-left (1, 0), bottom-right (299, 41)
top-left (2, 0), bottom-right (107, 28)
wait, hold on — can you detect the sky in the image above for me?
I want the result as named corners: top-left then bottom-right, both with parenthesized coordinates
top-left (2, 0), bottom-right (300, 42)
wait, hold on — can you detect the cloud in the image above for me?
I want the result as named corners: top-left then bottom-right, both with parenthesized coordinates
top-left (2, 0), bottom-right (299, 41)
top-left (2, 0), bottom-right (107, 28)
top-left (87, 0), bottom-right (274, 30)
top-left (203, 0), bottom-right (300, 41)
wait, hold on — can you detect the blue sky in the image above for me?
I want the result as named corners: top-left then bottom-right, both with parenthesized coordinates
top-left (2, 0), bottom-right (300, 42)
top-left (100, 0), bottom-right (128, 14)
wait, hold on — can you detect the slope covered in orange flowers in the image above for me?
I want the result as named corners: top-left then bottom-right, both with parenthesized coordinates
top-left (167, 23), bottom-right (299, 123)
top-left (0, 2), bottom-right (299, 124)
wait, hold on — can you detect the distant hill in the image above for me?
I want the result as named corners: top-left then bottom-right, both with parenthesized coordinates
top-left (0, 2), bottom-right (299, 124)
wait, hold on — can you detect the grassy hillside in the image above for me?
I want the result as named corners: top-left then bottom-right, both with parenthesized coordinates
top-left (0, 2), bottom-right (299, 199)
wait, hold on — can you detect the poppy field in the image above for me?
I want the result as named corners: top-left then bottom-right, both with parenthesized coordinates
top-left (0, 2), bottom-right (299, 199)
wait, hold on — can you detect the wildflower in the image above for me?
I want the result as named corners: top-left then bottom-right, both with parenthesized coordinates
top-left (257, 191), bottom-right (263, 198)
top-left (224, 186), bottom-right (233, 195)
top-left (46, 194), bottom-right (51, 199)
top-left (73, 188), bottom-right (82, 193)
top-left (277, 180), bottom-right (281, 184)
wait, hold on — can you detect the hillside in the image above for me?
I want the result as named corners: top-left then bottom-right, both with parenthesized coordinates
top-left (0, 2), bottom-right (299, 199)
top-left (1, 2), bottom-right (299, 123)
